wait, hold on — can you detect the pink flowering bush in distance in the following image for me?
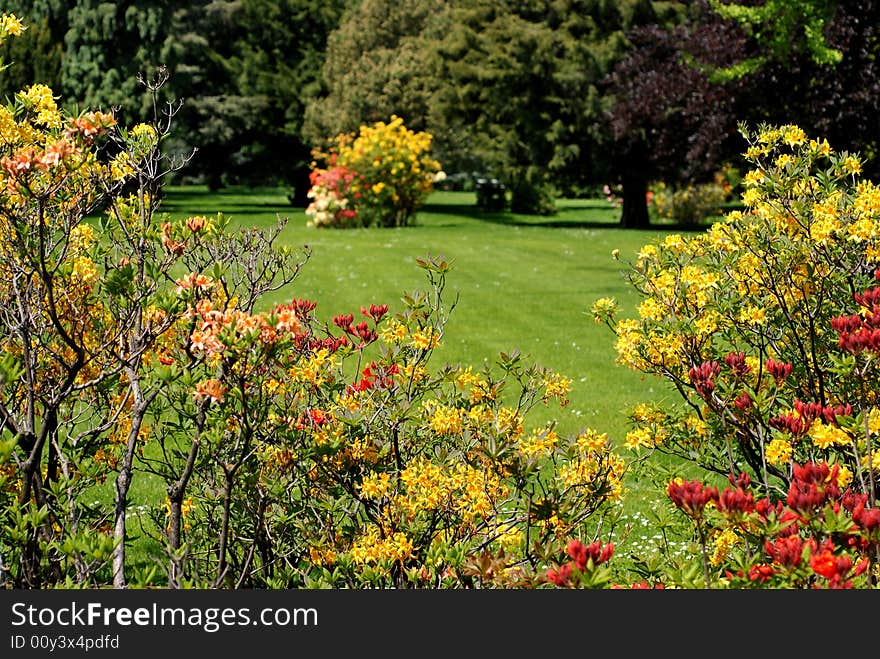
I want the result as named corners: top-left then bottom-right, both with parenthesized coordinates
top-left (303, 157), bottom-right (358, 228)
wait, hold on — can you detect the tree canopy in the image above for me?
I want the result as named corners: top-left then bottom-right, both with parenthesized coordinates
top-left (305, 0), bottom-right (680, 214)
top-left (604, 0), bottom-right (880, 226)
top-left (2, 0), bottom-right (878, 224)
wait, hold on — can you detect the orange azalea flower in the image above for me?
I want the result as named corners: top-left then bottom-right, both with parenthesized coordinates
top-left (190, 329), bottom-right (225, 356)
top-left (175, 272), bottom-right (212, 293)
top-left (185, 215), bottom-right (208, 233)
top-left (161, 222), bottom-right (186, 256)
top-left (64, 110), bottom-right (115, 141)
top-left (194, 379), bottom-right (226, 403)
top-left (39, 139), bottom-right (75, 168)
top-left (274, 307), bottom-right (301, 334)
top-left (1, 148), bottom-right (37, 176)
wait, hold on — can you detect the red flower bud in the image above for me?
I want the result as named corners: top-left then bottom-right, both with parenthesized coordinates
top-left (667, 479), bottom-right (718, 519)
top-left (765, 358), bottom-right (792, 383)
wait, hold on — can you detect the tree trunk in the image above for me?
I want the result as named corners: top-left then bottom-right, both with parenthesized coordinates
top-left (113, 382), bottom-right (151, 589)
top-left (619, 173), bottom-right (651, 229)
top-left (288, 166), bottom-right (312, 207)
top-left (167, 434), bottom-right (202, 588)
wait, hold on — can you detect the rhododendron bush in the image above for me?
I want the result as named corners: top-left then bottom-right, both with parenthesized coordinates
top-left (591, 124), bottom-right (880, 588)
top-left (306, 116), bottom-right (444, 228)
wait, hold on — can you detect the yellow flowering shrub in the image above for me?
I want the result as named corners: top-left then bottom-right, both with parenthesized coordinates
top-left (265, 258), bottom-right (629, 588)
top-left (307, 115), bottom-right (444, 228)
top-left (594, 122), bottom-right (880, 507)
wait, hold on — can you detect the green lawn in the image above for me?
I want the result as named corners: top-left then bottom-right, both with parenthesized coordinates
top-left (158, 186), bottom-right (678, 441)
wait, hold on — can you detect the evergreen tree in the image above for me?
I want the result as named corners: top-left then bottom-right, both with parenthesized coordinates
top-left (167, 0), bottom-right (346, 195)
top-left (61, 1), bottom-right (175, 123)
top-left (305, 0), bottom-right (675, 214)
top-left (0, 0), bottom-right (67, 99)
top-left (301, 0), bottom-right (442, 145)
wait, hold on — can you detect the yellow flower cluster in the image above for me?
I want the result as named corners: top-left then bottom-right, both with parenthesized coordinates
top-left (328, 115), bottom-right (443, 227)
top-left (0, 105), bottom-right (18, 145)
top-left (516, 428), bottom-right (559, 459)
top-left (637, 297), bottom-right (666, 321)
top-left (853, 181), bottom-right (880, 223)
top-left (129, 123), bottom-right (158, 153)
top-left (349, 527), bottom-right (414, 565)
top-left (69, 224), bottom-right (96, 252)
top-left (427, 403), bottom-right (465, 436)
top-left (679, 266), bottom-right (719, 309)
top-left (379, 319), bottom-right (408, 344)
top-left (308, 546), bottom-right (336, 566)
top-left (765, 437), bottom-right (793, 466)
top-left (542, 372), bottom-right (571, 405)
top-left (455, 367), bottom-right (495, 404)
top-left (710, 527), bottom-right (741, 567)
top-left (683, 414), bottom-right (708, 437)
top-left (0, 13), bottom-right (25, 39)
top-left (495, 526), bottom-right (524, 553)
top-left (737, 304), bottom-right (767, 326)
top-left (836, 464), bottom-right (854, 488)
top-left (807, 420), bottom-right (851, 450)
top-left (70, 256), bottom-right (99, 291)
top-left (343, 436), bottom-right (380, 465)
top-left (109, 152), bottom-right (134, 181)
top-left (867, 408), bottom-right (880, 435)
top-left (288, 349), bottom-right (335, 387)
top-left (19, 84), bottom-right (61, 129)
top-left (591, 296), bottom-right (617, 323)
top-left (494, 406), bottom-right (524, 438)
top-left (624, 423), bottom-right (667, 451)
top-left (558, 451), bottom-right (625, 500)
top-left (397, 458), bottom-right (506, 522)
top-left (411, 326), bottom-right (441, 350)
top-left (360, 471), bottom-right (392, 499)
top-left (575, 427), bottom-right (610, 452)
top-left (614, 318), bottom-right (647, 370)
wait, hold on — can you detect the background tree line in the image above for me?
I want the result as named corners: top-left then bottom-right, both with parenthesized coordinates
top-left (1, 0), bottom-right (878, 224)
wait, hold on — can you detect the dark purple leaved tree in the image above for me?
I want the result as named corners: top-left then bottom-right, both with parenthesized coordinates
top-left (602, 6), bottom-right (750, 228)
top-left (603, 0), bottom-right (880, 228)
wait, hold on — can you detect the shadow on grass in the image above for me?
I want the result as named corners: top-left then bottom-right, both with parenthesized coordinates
top-left (421, 200), bottom-right (714, 232)
top-left (160, 187), bottom-right (725, 232)
top-left (168, 207), bottom-right (300, 219)
top-left (159, 187), bottom-right (299, 217)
